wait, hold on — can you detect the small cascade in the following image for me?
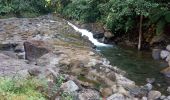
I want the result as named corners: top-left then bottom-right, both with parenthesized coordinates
top-left (68, 22), bottom-right (111, 47)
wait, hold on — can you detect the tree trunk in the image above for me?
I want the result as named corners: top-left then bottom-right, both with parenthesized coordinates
top-left (138, 15), bottom-right (143, 50)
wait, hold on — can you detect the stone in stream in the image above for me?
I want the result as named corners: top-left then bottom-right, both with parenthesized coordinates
top-left (166, 55), bottom-right (170, 62)
top-left (152, 48), bottom-right (161, 60)
top-left (167, 86), bottom-right (170, 93)
top-left (167, 96), bottom-right (170, 100)
top-left (166, 45), bottom-right (170, 51)
top-left (147, 90), bottom-right (161, 100)
top-left (160, 95), bottom-right (166, 99)
top-left (160, 50), bottom-right (170, 59)
top-left (24, 40), bottom-right (51, 61)
top-left (146, 78), bottom-right (155, 84)
top-left (143, 83), bottom-right (153, 91)
top-left (161, 67), bottom-right (170, 77)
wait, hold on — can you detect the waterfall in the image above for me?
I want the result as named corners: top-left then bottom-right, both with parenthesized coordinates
top-left (67, 22), bottom-right (111, 47)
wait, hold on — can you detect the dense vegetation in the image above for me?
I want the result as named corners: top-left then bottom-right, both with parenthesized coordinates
top-left (0, 0), bottom-right (170, 49)
top-left (0, 76), bottom-right (73, 100)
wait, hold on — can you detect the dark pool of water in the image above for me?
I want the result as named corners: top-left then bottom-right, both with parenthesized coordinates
top-left (97, 45), bottom-right (168, 93)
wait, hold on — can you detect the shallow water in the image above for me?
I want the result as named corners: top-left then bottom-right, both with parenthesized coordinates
top-left (97, 46), bottom-right (168, 93)
top-left (68, 22), bottom-right (168, 93)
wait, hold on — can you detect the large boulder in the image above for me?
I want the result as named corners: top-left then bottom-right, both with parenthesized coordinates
top-left (24, 40), bottom-right (51, 61)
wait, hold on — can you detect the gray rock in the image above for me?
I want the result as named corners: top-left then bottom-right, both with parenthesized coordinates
top-left (0, 53), bottom-right (38, 77)
top-left (104, 31), bottom-right (114, 38)
top-left (166, 45), bottom-right (170, 51)
top-left (164, 99), bottom-right (169, 100)
top-left (166, 55), bottom-right (170, 62)
top-left (146, 78), bottom-right (155, 84)
top-left (167, 96), bottom-right (170, 99)
top-left (142, 97), bottom-right (147, 100)
top-left (161, 67), bottom-right (170, 77)
top-left (144, 83), bottom-right (152, 91)
top-left (160, 50), bottom-right (170, 59)
top-left (148, 90), bottom-right (161, 100)
top-left (167, 87), bottom-right (170, 93)
top-left (61, 80), bottom-right (79, 92)
top-left (160, 95), bottom-right (166, 99)
top-left (107, 93), bottom-right (125, 100)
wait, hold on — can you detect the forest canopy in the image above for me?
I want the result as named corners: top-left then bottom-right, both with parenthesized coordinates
top-left (0, 0), bottom-right (170, 49)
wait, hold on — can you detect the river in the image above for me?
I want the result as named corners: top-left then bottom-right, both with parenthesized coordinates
top-left (68, 22), bottom-right (168, 93)
top-left (97, 46), bottom-right (168, 93)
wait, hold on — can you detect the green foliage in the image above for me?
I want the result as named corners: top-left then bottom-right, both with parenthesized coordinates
top-left (150, 9), bottom-right (170, 35)
top-left (98, 0), bottom-right (157, 34)
top-left (0, 77), bottom-right (46, 100)
top-left (61, 92), bottom-right (73, 100)
top-left (61, 0), bottom-right (101, 22)
top-left (0, 0), bottom-right (48, 17)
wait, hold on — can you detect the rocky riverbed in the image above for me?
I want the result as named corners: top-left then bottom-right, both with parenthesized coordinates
top-left (0, 14), bottom-right (169, 100)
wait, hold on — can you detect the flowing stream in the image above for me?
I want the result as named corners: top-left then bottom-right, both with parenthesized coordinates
top-left (68, 22), bottom-right (168, 93)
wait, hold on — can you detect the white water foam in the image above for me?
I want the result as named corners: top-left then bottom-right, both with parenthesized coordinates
top-left (68, 22), bottom-right (111, 47)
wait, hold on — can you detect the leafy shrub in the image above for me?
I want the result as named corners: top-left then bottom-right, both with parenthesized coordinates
top-left (0, 77), bottom-right (46, 100)
top-left (62, 0), bottom-right (101, 22)
top-left (150, 8), bottom-right (170, 35)
top-left (0, 0), bottom-right (48, 17)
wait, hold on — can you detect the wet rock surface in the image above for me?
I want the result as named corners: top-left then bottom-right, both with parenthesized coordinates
top-left (0, 14), bottom-right (166, 100)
